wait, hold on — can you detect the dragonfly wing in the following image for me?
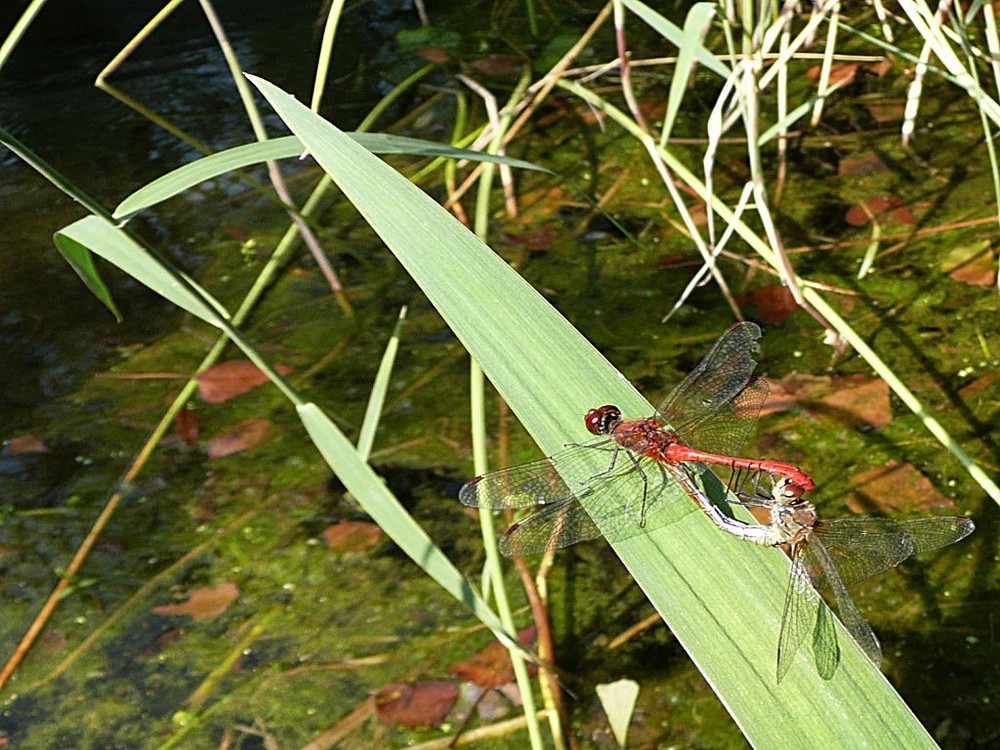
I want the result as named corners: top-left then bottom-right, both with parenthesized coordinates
top-left (814, 516), bottom-right (973, 587)
top-left (811, 598), bottom-right (840, 680)
top-left (898, 516), bottom-right (975, 553)
top-left (657, 322), bottom-right (766, 456)
top-left (498, 498), bottom-right (603, 556)
top-left (500, 461), bottom-right (694, 555)
top-left (777, 552), bottom-right (821, 683)
top-left (459, 457), bottom-right (574, 509)
top-left (681, 377), bottom-right (770, 460)
top-left (806, 537), bottom-right (882, 668)
top-left (459, 435), bottom-right (628, 511)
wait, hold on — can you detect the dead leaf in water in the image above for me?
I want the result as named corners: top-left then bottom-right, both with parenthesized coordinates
top-left (839, 153), bottom-right (892, 178)
top-left (39, 628), bottom-right (68, 654)
top-left (468, 55), bottom-right (521, 76)
top-left (845, 196), bottom-right (915, 227)
top-left (863, 99), bottom-right (905, 123)
top-left (323, 520), bottom-right (383, 553)
top-left (737, 284), bottom-right (798, 324)
top-left (762, 374), bottom-right (891, 428)
top-left (944, 244), bottom-right (996, 287)
top-left (413, 47), bottom-right (452, 64)
top-left (806, 63), bottom-right (859, 87)
top-left (449, 626), bottom-right (537, 689)
top-left (4, 435), bottom-right (49, 454)
top-left (196, 361), bottom-right (293, 404)
top-left (959, 371), bottom-right (998, 399)
top-left (374, 681), bottom-right (459, 729)
top-left (175, 407), bottom-right (200, 445)
top-left (152, 582), bottom-right (240, 621)
top-left (818, 376), bottom-right (892, 428)
top-left (845, 461), bottom-right (954, 514)
top-left (760, 374), bottom-right (831, 416)
top-left (206, 417), bottom-right (272, 458)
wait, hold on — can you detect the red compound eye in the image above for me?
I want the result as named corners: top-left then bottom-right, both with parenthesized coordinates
top-left (584, 405), bottom-right (621, 435)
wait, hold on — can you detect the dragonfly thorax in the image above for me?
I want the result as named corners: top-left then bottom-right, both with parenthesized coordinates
top-left (769, 498), bottom-right (817, 546)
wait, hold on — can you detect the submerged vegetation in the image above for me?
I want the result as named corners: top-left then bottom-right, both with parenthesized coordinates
top-left (0, 1), bottom-right (997, 747)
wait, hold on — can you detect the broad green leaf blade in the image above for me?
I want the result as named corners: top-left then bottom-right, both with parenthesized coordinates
top-left (297, 403), bottom-right (522, 652)
top-left (52, 233), bottom-right (122, 322)
top-left (249, 73), bottom-right (941, 749)
top-left (54, 215), bottom-right (230, 328)
top-left (113, 134), bottom-right (547, 219)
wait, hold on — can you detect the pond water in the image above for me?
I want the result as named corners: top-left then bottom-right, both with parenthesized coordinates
top-left (0, 2), bottom-right (996, 748)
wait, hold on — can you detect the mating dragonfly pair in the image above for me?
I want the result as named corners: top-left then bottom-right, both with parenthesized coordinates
top-left (459, 322), bottom-right (975, 682)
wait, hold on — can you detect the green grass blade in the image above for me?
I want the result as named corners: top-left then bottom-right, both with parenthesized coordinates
top-left (661, 3), bottom-right (718, 144)
top-left (356, 306), bottom-right (406, 461)
top-left (248, 73), bottom-right (946, 748)
top-left (113, 134), bottom-right (547, 219)
top-left (623, 0), bottom-right (730, 78)
top-left (54, 216), bottom-right (230, 328)
top-left (51, 232), bottom-right (122, 323)
top-left (298, 403), bottom-right (523, 651)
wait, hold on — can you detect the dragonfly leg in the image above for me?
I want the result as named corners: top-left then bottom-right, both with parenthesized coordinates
top-left (726, 467), bottom-right (758, 504)
top-left (583, 443), bottom-right (621, 479)
top-left (622, 449), bottom-right (650, 526)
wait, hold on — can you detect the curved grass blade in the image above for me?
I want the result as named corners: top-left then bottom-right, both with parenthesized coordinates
top-left (113, 134), bottom-right (548, 219)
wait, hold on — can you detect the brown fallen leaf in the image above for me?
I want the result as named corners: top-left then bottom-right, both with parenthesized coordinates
top-left (845, 460), bottom-right (955, 515)
top-left (175, 406), bottom-right (200, 445)
top-left (38, 628), bottom-right (68, 655)
top-left (206, 417), bottom-right (272, 458)
top-left (467, 55), bottom-right (522, 77)
top-left (3, 434), bottom-right (48, 454)
top-left (737, 284), bottom-right (798, 324)
top-left (323, 520), bottom-right (383, 553)
top-left (864, 99), bottom-right (905, 123)
top-left (374, 681), bottom-right (459, 729)
top-left (509, 225), bottom-right (556, 252)
top-left (196, 361), bottom-right (293, 404)
top-left (806, 63), bottom-right (858, 87)
top-left (944, 244), bottom-right (996, 287)
top-left (413, 47), bottom-right (452, 64)
top-left (638, 91), bottom-right (667, 124)
top-left (449, 627), bottom-right (537, 689)
top-left (866, 59), bottom-right (893, 77)
top-left (760, 374), bottom-right (832, 416)
top-left (959, 371), bottom-right (998, 399)
top-left (838, 153), bottom-right (891, 178)
top-left (818, 376), bottom-right (892, 428)
top-left (152, 582), bottom-right (240, 621)
top-left (762, 374), bottom-right (892, 429)
top-left (845, 196), bottom-right (915, 227)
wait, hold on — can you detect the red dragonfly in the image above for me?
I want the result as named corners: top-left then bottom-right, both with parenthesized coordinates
top-left (718, 477), bottom-right (975, 682)
top-left (460, 322), bottom-right (814, 555)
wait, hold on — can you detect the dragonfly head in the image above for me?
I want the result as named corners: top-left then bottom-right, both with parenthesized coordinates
top-left (772, 477), bottom-right (807, 502)
top-left (584, 405), bottom-right (622, 435)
